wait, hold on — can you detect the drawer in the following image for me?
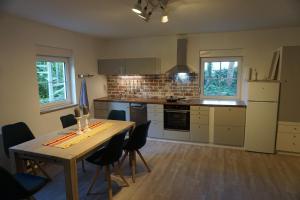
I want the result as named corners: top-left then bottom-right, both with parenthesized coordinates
top-left (190, 124), bottom-right (209, 143)
top-left (148, 121), bottom-right (163, 138)
top-left (190, 115), bottom-right (209, 125)
top-left (278, 125), bottom-right (300, 134)
top-left (214, 126), bottom-right (245, 146)
top-left (94, 102), bottom-right (108, 110)
top-left (147, 104), bottom-right (163, 110)
top-left (147, 112), bottom-right (163, 121)
top-left (164, 130), bottom-right (190, 141)
top-left (277, 133), bottom-right (300, 153)
top-left (190, 110), bottom-right (209, 116)
top-left (191, 106), bottom-right (209, 111)
top-left (214, 107), bottom-right (246, 126)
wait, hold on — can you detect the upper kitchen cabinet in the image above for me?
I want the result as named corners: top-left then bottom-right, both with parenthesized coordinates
top-left (98, 57), bottom-right (161, 75)
top-left (98, 59), bottom-right (125, 75)
top-left (125, 58), bottom-right (161, 74)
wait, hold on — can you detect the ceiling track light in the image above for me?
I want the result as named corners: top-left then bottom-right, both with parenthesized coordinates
top-left (132, 0), bottom-right (142, 14)
top-left (132, 0), bottom-right (169, 23)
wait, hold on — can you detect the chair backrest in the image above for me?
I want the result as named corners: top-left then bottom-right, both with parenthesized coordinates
top-left (60, 114), bottom-right (77, 128)
top-left (0, 166), bottom-right (29, 199)
top-left (107, 110), bottom-right (126, 121)
top-left (127, 121), bottom-right (151, 150)
top-left (1, 122), bottom-right (35, 158)
top-left (101, 131), bottom-right (127, 165)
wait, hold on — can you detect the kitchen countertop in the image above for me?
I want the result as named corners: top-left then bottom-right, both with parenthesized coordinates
top-left (94, 97), bottom-right (246, 107)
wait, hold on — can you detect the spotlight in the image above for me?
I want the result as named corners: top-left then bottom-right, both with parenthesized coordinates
top-left (132, 0), bottom-right (142, 14)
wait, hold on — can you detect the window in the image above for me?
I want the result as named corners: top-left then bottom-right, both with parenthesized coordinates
top-left (36, 56), bottom-right (73, 109)
top-left (200, 57), bottom-right (242, 99)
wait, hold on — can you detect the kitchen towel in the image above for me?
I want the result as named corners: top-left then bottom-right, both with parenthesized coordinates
top-left (79, 78), bottom-right (89, 109)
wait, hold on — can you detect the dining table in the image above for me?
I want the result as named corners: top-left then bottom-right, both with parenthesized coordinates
top-left (9, 119), bottom-right (135, 200)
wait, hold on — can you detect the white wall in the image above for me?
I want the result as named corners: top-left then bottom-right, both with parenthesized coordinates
top-left (0, 14), bottom-right (106, 140)
top-left (101, 27), bottom-right (300, 99)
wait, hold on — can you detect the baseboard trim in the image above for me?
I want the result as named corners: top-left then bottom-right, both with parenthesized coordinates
top-left (147, 137), bottom-right (244, 151)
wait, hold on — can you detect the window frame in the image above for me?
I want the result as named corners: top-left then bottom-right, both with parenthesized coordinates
top-left (36, 56), bottom-right (73, 110)
top-left (200, 57), bottom-right (242, 100)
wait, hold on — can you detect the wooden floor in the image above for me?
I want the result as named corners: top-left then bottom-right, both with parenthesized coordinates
top-left (36, 140), bottom-right (300, 200)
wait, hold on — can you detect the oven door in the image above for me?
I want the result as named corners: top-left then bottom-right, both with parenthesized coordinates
top-left (164, 110), bottom-right (190, 131)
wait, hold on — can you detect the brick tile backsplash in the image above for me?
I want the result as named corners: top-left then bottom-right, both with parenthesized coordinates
top-left (107, 74), bottom-right (200, 98)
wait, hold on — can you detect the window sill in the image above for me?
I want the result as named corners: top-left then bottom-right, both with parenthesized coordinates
top-left (40, 104), bottom-right (78, 115)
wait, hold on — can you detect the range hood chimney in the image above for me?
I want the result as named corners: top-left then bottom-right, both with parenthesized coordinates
top-left (166, 38), bottom-right (192, 78)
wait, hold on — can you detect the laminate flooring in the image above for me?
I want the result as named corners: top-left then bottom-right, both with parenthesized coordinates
top-left (36, 140), bottom-right (300, 200)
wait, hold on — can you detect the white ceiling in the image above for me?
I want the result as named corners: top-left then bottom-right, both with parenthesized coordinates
top-left (1, 0), bottom-right (300, 39)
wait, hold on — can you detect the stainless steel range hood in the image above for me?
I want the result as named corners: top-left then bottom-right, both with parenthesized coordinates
top-left (166, 38), bottom-right (192, 78)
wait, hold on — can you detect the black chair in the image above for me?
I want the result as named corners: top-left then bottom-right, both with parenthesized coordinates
top-left (85, 131), bottom-right (129, 200)
top-left (60, 114), bottom-right (87, 172)
top-left (60, 114), bottom-right (77, 128)
top-left (107, 110), bottom-right (126, 121)
top-left (120, 121), bottom-right (151, 182)
top-left (2, 122), bottom-right (51, 180)
top-left (0, 166), bottom-right (48, 200)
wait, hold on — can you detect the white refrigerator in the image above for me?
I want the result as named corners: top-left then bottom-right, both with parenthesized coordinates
top-left (244, 81), bottom-right (280, 153)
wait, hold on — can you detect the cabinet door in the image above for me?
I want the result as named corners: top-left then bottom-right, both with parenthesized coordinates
top-left (108, 102), bottom-right (130, 120)
top-left (125, 58), bottom-right (160, 74)
top-left (214, 126), bottom-right (245, 146)
top-left (148, 121), bottom-right (163, 138)
top-left (276, 133), bottom-right (294, 152)
top-left (279, 46), bottom-right (300, 122)
top-left (98, 59), bottom-right (125, 75)
top-left (214, 107), bottom-right (246, 126)
top-left (190, 124), bottom-right (209, 143)
top-left (164, 130), bottom-right (190, 141)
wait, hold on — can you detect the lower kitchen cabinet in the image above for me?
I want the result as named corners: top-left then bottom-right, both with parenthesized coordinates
top-left (190, 106), bottom-right (209, 143)
top-left (147, 104), bottom-right (164, 138)
top-left (164, 130), bottom-right (190, 141)
top-left (190, 124), bottom-right (209, 143)
top-left (94, 101), bottom-right (109, 119)
top-left (94, 101), bottom-right (130, 120)
top-left (276, 122), bottom-right (300, 153)
top-left (148, 121), bottom-right (164, 138)
top-left (214, 126), bottom-right (245, 146)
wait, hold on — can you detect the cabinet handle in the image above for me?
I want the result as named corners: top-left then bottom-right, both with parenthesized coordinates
top-left (293, 135), bottom-right (296, 138)
top-left (292, 143), bottom-right (296, 145)
top-left (227, 128), bottom-right (231, 131)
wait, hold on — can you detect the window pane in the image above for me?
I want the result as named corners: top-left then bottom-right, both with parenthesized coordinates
top-left (203, 60), bottom-right (239, 97)
top-left (36, 59), bottom-right (67, 104)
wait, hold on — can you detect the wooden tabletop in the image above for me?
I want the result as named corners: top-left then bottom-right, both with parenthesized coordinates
top-left (10, 119), bottom-right (135, 161)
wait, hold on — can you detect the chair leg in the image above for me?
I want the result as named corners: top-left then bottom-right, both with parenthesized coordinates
top-left (119, 150), bottom-right (129, 168)
top-left (33, 161), bottom-right (51, 181)
top-left (82, 160), bottom-right (86, 172)
top-left (130, 151), bottom-right (136, 183)
top-left (105, 165), bottom-right (113, 200)
top-left (136, 150), bottom-right (151, 172)
top-left (116, 161), bottom-right (129, 187)
top-left (87, 167), bottom-right (100, 195)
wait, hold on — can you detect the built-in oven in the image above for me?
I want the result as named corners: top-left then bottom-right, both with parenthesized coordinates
top-left (164, 104), bottom-right (190, 131)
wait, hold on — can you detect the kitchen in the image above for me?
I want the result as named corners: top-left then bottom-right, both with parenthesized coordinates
top-left (1, 1), bottom-right (300, 200)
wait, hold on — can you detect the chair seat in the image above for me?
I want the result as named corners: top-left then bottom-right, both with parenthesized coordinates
top-left (123, 138), bottom-right (136, 151)
top-left (86, 148), bottom-right (108, 166)
top-left (15, 173), bottom-right (48, 194)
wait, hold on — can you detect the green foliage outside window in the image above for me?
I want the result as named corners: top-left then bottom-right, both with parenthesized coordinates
top-left (36, 60), bottom-right (67, 104)
top-left (203, 61), bottom-right (238, 97)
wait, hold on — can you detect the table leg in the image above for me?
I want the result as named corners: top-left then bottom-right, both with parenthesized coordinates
top-left (64, 159), bottom-right (79, 200)
top-left (10, 151), bottom-right (26, 173)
